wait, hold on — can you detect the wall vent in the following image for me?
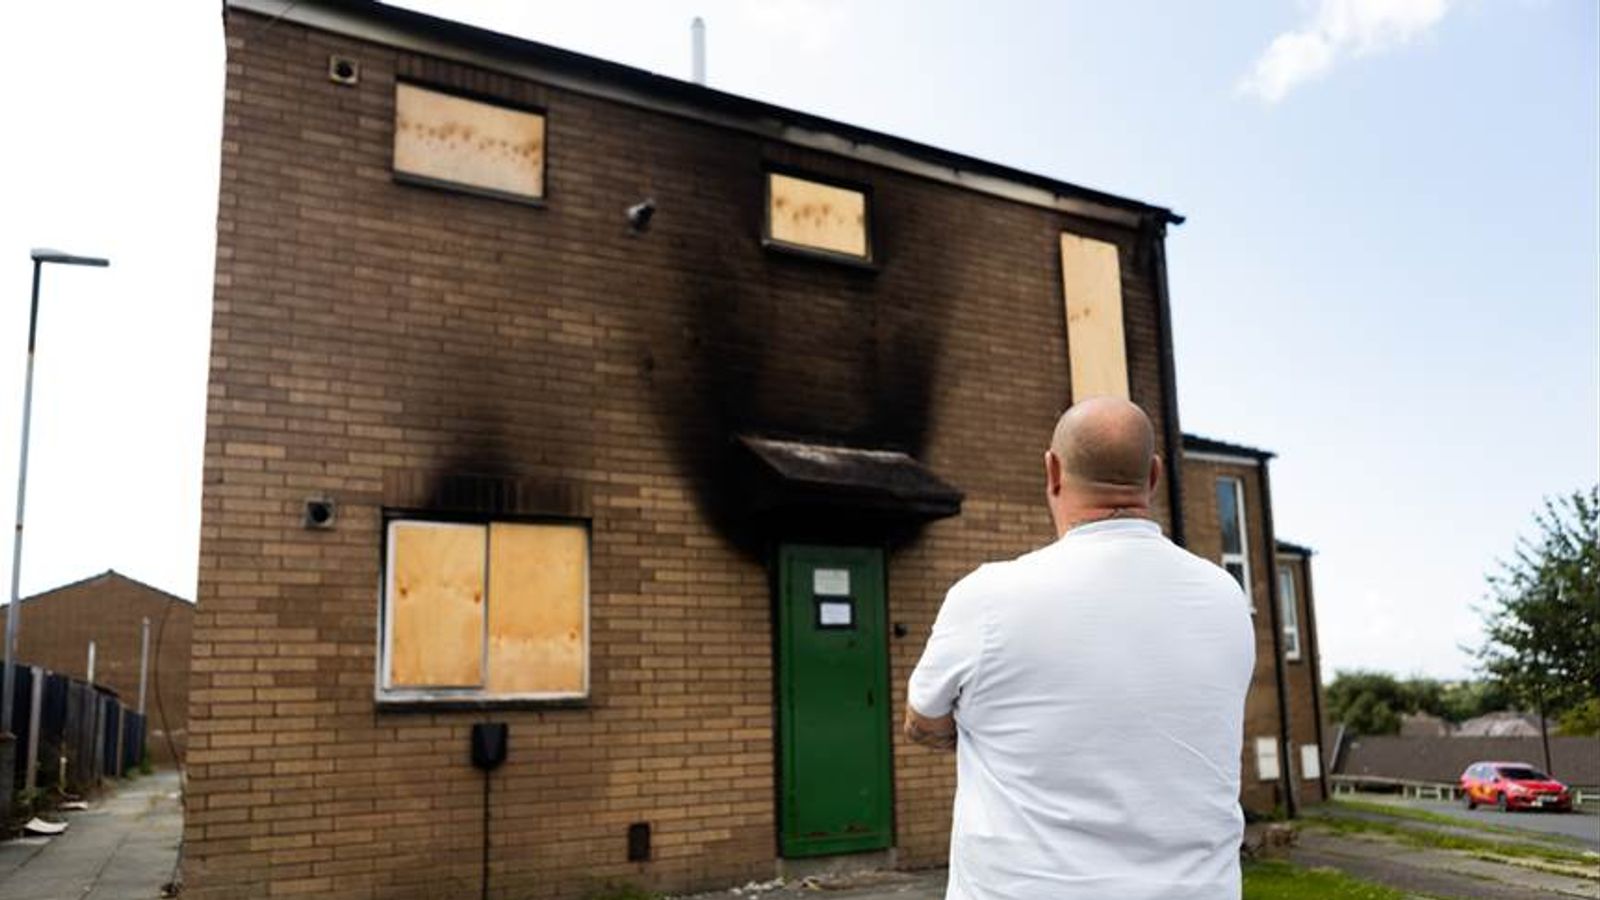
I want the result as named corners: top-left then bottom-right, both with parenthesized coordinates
top-left (328, 55), bottom-right (360, 85)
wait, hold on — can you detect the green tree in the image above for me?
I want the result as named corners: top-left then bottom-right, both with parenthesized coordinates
top-left (1558, 698), bottom-right (1600, 736)
top-left (1326, 670), bottom-right (1406, 734)
top-left (1438, 679), bottom-right (1512, 723)
top-left (1325, 671), bottom-right (1515, 733)
top-left (1474, 487), bottom-right (1600, 721)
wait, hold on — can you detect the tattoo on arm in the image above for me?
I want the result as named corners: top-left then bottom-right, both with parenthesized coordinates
top-left (904, 707), bottom-right (957, 752)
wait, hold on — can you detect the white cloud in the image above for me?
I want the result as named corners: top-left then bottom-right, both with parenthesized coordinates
top-left (1239, 0), bottom-right (1452, 103)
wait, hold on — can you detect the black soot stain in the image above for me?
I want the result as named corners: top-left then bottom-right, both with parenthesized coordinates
top-left (653, 184), bottom-right (958, 556)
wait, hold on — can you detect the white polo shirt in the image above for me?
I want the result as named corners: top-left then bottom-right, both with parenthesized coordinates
top-left (908, 519), bottom-right (1255, 900)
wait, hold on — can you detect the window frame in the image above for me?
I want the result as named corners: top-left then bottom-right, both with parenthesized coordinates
top-left (391, 78), bottom-right (550, 207)
top-left (375, 510), bottom-right (591, 709)
top-left (1278, 563), bottom-right (1302, 661)
top-left (1217, 476), bottom-right (1252, 605)
top-left (761, 164), bottom-right (877, 268)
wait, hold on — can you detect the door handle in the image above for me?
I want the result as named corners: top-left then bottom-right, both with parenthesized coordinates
top-left (866, 689), bottom-right (874, 708)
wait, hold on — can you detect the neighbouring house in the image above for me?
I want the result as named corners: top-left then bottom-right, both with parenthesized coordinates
top-left (1400, 712), bottom-right (1453, 737)
top-left (1, 570), bottom-right (192, 765)
top-left (1455, 711), bottom-right (1552, 738)
top-left (190, 2), bottom-right (1325, 896)
top-left (1180, 435), bottom-right (1330, 815)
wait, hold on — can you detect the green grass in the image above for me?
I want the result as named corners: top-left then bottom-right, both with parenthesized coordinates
top-left (1332, 797), bottom-right (1531, 837)
top-left (1304, 809), bottom-right (1597, 867)
top-left (1241, 860), bottom-right (1410, 899)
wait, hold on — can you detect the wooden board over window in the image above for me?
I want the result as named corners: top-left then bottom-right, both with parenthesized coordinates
top-left (1060, 233), bottom-right (1129, 402)
top-left (767, 172), bottom-right (869, 259)
top-left (387, 521), bottom-right (485, 688)
top-left (381, 516), bottom-right (589, 704)
top-left (394, 83), bottom-right (545, 200)
top-left (487, 522), bottom-right (588, 695)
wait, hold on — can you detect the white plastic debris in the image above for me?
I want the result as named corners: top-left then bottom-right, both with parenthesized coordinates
top-left (24, 817), bottom-right (68, 835)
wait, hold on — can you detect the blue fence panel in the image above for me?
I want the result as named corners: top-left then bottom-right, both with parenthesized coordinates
top-left (122, 712), bottom-right (144, 772)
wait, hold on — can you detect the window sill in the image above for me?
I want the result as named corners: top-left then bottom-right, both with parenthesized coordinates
top-left (393, 172), bottom-right (548, 208)
top-left (375, 696), bottom-right (590, 713)
top-left (761, 239), bottom-right (879, 272)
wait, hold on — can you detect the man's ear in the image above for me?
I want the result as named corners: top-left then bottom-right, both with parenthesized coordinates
top-left (1149, 454), bottom-right (1164, 493)
top-left (1045, 449), bottom-right (1063, 497)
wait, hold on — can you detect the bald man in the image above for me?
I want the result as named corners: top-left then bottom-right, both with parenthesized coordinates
top-left (906, 398), bottom-right (1255, 900)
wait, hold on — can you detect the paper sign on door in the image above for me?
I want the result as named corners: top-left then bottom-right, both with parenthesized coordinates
top-left (813, 568), bottom-right (850, 596)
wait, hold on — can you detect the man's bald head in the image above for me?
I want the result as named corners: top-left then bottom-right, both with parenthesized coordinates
top-left (1050, 397), bottom-right (1156, 490)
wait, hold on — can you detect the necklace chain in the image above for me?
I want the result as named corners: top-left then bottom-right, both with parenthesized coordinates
top-left (1068, 507), bottom-right (1146, 531)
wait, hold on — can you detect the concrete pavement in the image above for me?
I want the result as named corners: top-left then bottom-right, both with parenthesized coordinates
top-left (0, 769), bottom-right (181, 900)
top-left (1292, 829), bottom-right (1600, 899)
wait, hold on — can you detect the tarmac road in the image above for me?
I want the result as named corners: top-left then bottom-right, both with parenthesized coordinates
top-left (1375, 796), bottom-right (1600, 847)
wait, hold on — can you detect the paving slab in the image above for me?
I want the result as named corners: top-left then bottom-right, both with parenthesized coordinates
top-left (0, 769), bottom-right (181, 900)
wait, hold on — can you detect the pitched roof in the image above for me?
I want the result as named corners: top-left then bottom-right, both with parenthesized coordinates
top-left (16, 569), bottom-right (193, 607)
top-left (1335, 735), bottom-right (1600, 787)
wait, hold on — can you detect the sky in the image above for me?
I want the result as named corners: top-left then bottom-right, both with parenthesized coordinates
top-left (0, 0), bottom-right (1594, 681)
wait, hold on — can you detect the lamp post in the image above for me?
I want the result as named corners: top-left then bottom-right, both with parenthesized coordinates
top-left (1, 249), bottom-right (109, 740)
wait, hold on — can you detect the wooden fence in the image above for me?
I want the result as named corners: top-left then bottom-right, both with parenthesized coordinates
top-left (5, 661), bottom-right (146, 797)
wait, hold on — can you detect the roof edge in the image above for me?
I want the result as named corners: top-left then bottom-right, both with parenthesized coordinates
top-left (226, 0), bottom-right (1182, 229)
top-left (1182, 432), bottom-right (1277, 461)
top-left (15, 569), bottom-right (195, 607)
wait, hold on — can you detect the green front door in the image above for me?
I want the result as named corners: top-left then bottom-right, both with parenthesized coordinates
top-left (777, 544), bottom-right (892, 858)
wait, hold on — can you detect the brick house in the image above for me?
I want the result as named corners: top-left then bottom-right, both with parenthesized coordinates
top-left (1180, 435), bottom-right (1329, 814)
top-left (190, 1), bottom-right (1318, 896)
top-left (2, 570), bottom-right (193, 765)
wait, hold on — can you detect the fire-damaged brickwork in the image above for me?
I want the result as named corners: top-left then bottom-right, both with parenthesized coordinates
top-left (193, 3), bottom-right (1198, 898)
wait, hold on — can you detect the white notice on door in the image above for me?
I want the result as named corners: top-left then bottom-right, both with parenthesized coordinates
top-left (818, 600), bottom-right (853, 627)
top-left (813, 568), bottom-right (850, 596)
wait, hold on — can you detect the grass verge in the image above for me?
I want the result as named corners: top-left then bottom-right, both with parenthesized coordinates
top-left (1305, 810), bottom-right (1597, 868)
top-left (1332, 797), bottom-right (1585, 838)
top-left (1241, 859), bottom-right (1412, 899)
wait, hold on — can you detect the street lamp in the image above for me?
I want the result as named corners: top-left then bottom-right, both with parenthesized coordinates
top-left (0, 249), bottom-right (110, 740)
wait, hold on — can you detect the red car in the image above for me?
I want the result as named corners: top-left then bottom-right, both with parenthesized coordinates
top-left (1460, 761), bottom-right (1573, 812)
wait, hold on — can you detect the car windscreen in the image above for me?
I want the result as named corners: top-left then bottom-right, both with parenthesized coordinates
top-left (1496, 766), bottom-right (1549, 781)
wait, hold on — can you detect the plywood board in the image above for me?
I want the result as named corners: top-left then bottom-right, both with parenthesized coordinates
top-left (394, 83), bottom-right (545, 199)
top-left (768, 173), bottom-right (868, 258)
top-left (487, 522), bottom-right (587, 695)
top-left (388, 521), bottom-right (486, 687)
top-left (1060, 233), bottom-right (1130, 402)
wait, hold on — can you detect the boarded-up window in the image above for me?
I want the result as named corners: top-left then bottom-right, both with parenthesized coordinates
top-left (766, 171), bottom-right (870, 260)
top-left (1060, 233), bottom-right (1129, 402)
top-left (486, 523), bottom-right (586, 695)
top-left (387, 521), bottom-right (486, 688)
top-left (393, 82), bottom-right (546, 201)
top-left (381, 518), bottom-right (588, 702)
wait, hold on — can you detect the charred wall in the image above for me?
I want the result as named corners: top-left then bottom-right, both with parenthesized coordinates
top-left (191, 9), bottom-right (1182, 898)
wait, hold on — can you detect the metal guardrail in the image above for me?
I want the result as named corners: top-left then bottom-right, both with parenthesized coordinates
top-left (1329, 773), bottom-right (1600, 805)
